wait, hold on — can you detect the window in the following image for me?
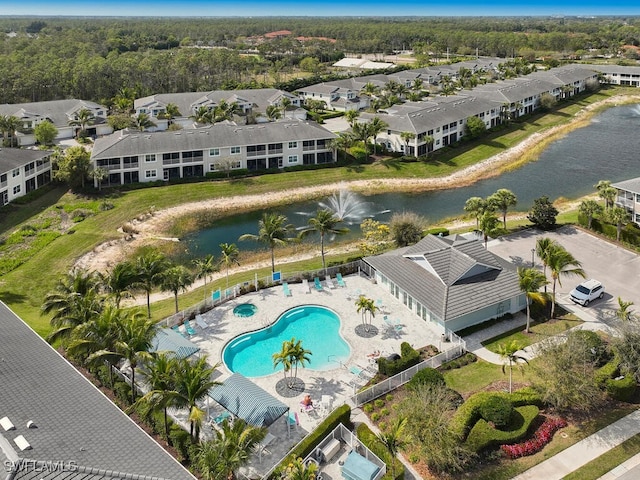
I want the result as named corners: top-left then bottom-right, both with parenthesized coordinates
top-left (145, 170), bottom-right (157, 179)
top-left (123, 156), bottom-right (138, 168)
top-left (13, 185), bottom-right (21, 195)
top-left (288, 141), bottom-right (298, 149)
top-left (145, 154), bottom-right (156, 163)
top-left (12, 169), bottom-right (20, 178)
top-left (268, 143), bottom-right (283, 154)
top-left (288, 155), bottom-right (298, 163)
top-left (230, 146), bottom-right (241, 154)
top-left (209, 148), bottom-right (220, 156)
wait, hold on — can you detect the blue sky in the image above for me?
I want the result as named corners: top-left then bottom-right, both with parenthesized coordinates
top-left (2, 1), bottom-right (639, 17)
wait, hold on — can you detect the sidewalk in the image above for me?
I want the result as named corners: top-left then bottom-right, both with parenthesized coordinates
top-left (513, 409), bottom-right (640, 480)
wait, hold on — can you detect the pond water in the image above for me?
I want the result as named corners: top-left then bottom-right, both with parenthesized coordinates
top-left (185, 104), bottom-right (640, 258)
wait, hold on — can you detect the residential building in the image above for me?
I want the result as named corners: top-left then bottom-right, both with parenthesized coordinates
top-left (90, 119), bottom-right (337, 186)
top-left (613, 177), bottom-right (640, 226)
top-left (0, 148), bottom-right (52, 207)
top-left (363, 234), bottom-right (525, 332)
top-left (593, 64), bottom-right (640, 87)
top-left (0, 302), bottom-right (196, 480)
top-left (0, 99), bottom-right (112, 146)
top-left (133, 88), bottom-right (304, 131)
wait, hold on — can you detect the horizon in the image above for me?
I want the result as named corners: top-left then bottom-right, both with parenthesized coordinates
top-left (2, 1), bottom-right (640, 18)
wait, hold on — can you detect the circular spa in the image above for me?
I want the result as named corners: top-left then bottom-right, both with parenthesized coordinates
top-left (233, 303), bottom-right (258, 318)
top-left (223, 305), bottom-right (350, 377)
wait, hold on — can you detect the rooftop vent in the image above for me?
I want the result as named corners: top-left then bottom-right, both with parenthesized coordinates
top-left (14, 435), bottom-right (31, 451)
top-left (26, 420), bottom-right (37, 429)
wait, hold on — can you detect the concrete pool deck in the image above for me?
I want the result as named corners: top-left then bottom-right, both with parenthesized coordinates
top-left (181, 272), bottom-right (447, 477)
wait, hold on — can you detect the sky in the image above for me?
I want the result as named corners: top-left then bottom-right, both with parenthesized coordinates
top-left (1, 0), bottom-right (639, 17)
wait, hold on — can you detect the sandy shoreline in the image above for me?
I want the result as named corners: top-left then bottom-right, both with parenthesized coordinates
top-left (75, 94), bottom-right (640, 277)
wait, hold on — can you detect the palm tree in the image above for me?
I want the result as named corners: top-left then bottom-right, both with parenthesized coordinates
top-left (280, 97), bottom-right (292, 118)
top-left (579, 199), bottom-right (604, 229)
top-left (595, 180), bottom-right (617, 210)
top-left (195, 418), bottom-right (266, 480)
top-left (134, 249), bottom-right (170, 318)
top-left (160, 265), bottom-right (194, 314)
top-left (193, 254), bottom-right (217, 289)
top-left (219, 243), bottom-right (240, 287)
top-left (616, 297), bottom-right (635, 322)
top-left (238, 212), bottom-right (293, 273)
top-left (192, 106), bottom-right (214, 125)
top-left (281, 457), bottom-right (319, 480)
top-left (422, 135), bottom-right (434, 158)
top-left (214, 101), bottom-right (242, 123)
top-left (0, 115), bottom-right (23, 147)
top-left (535, 237), bottom-right (558, 293)
top-left (360, 81), bottom-right (379, 98)
top-left (133, 112), bottom-right (157, 131)
top-left (163, 103), bottom-right (181, 124)
top-left (91, 166), bottom-right (108, 191)
top-left (273, 340), bottom-right (293, 387)
top-left (101, 261), bottom-right (137, 307)
top-left (66, 303), bottom-right (122, 364)
top-left (487, 188), bottom-right (517, 230)
top-left (464, 196), bottom-right (489, 230)
top-left (376, 417), bottom-right (407, 479)
top-left (547, 244), bottom-right (586, 318)
top-left (606, 206), bottom-right (629, 242)
top-left (298, 209), bottom-right (349, 271)
top-left (265, 105), bottom-right (281, 121)
top-left (368, 116), bottom-right (388, 155)
top-left (355, 296), bottom-right (378, 332)
top-left (68, 108), bottom-right (95, 138)
top-left (344, 109), bottom-right (360, 127)
top-left (88, 311), bottom-right (158, 404)
top-left (496, 340), bottom-right (529, 394)
top-left (518, 267), bottom-right (549, 333)
top-left (478, 210), bottom-right (500, 248)
top-left (400, 131), bottom-right (416, 157)
top-left (288, 338), bottom-right (312, 387)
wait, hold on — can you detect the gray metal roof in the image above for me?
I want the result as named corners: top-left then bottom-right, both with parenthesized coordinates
top-left (0, 100), bottom-right (106, 128)
top-left (91, 120), bottom-right (336, 160)
top-left (0, 302), bottom-right (195, 480)
top-left (364, 235), bottom-right (521, 323)
top-left (208, 373), bottom-right (288, 428)
top-left (0, 149), bottom-right (51, 176)
top-left (613, 176), bottom-right (640, 194)
top-left (151, 328), bottom-right (200, 359)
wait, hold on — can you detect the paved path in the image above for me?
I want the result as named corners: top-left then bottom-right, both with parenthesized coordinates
top-left (513, 410), bottom-right (640, 480)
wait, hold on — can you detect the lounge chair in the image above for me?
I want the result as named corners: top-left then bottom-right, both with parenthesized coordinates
top-left (195, 314), bottom-right (208, 329)
top-left (183, 320), bottom-right (196, 336)
top-left (325, 275), bottom-right (336, 289)
top-left (314, 277), bottom-right (323, 291)
top-left (171, 324), bottom-right (187, 338)
top-left (283, 282), bottom-right (292, 297)
top-left (350, 365), bottom-right (373, 380)
top-left (301, 279), bottom-right (311, 293)
top-left (336, 273), bottom-right (346, 287)
top-left (212, 410), bottom-right (231, 425)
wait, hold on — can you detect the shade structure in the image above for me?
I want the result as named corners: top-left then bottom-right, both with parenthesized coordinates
top-left (151, 327), bottom-right (200, 359)
top-left (341, 450), bottom-right (381, 480)
top-left (208, 373), bottom-right (289, 428)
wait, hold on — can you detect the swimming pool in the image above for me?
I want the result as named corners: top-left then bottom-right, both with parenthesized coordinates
top-left (223, 305), bottom-right (351, 377)
top-left (233, 303), bottom-right (258, 317)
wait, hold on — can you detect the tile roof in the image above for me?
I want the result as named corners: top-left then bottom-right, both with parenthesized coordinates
top-left (0, 302), bottom-right (195, 480)
top-left (0, 100), bottom-right (105, 128)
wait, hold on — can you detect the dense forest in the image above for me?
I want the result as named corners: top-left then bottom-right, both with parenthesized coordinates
top-left (1, 16), bottom-right (639, 104)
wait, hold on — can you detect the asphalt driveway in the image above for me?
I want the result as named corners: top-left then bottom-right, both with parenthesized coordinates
top-left (487, 225), bottom-right (640, 325)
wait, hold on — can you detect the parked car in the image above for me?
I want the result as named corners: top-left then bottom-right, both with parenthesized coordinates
top-left (570, 279), bottom-right (605, 306)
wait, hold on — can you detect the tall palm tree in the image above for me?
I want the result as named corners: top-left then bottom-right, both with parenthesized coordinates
top-left (464, 196), bottom-right (489, 230)
top-left (360, 81), bottom-right (379, 98)
top-left (497, 340), bottom-right (528, 394)
top-left (66, 303), bottom-right (122, 365)
top-left (133, 112), bottom-right (157, 131)
top-left (134, 249), bottom-right (169, 318)
top-left (195, 418), bottom-right (266, 480)
top-left (219, 243), bottom-right (240, 287)
top-left (288, 338), bottom-right (312, 387)
top-left (355, 296), bottom-right (378, 332)
top-left (280, 97), bottom-right (292, 118)
top-left (606, 206), bottom-right (629, 242)
top-left (238, 212), bottom-right (293, 273)
top-left (68, 108), bottom-right (95, 137)
top-left (0, 115), bottom-right (23, 147)
top-left (160, 265), bottom-right (194, 314)
top-left (88, 311), bottom-right (157, 404)
top-left (214, 101), bottom-right (242, 123)
top-left (478, 210), bottom-right (499, 248)
top-left (281, 457), bottom-right (319, 480)
top-left (595, 180), bottom-right (617, 210)
top-left (579, 199), bottom-right (604, 230)
top-left (273, 340), bottom-right (293, 387)
top-left (368, 116), bottom-right (388, 155)
top-left (298, 208), bottom-right (349, 271)
top-left (616, 297), bottom-right (635, 322)
top-left (265, 104), bottom-right (281, 121)
top-left (518, 267), bottom-right (549, 333)
top-left (192, 106), bottom-right (214, 124)
top-left (193, 254), bottom-right (217, 289)
top-left (350, 121), bottom-right (373, 161)
top-left (487, 188), bottom-right (517, 230)
top-left (399, 131), bottom-right (416, 157)
top-left (163, 103), bottom-right (181, 125)
top-left (344, 109), bottom-right (360, 127)
top-left (101, 261), bottom-right (137, 307)
top-left (547, 244), bottom-right (586, 318)
top-left (535, 237), bottom-right (558, 293)
top-left (376, 417), bottom-right (408, 479)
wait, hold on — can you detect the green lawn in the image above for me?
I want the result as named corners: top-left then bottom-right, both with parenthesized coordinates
top-left (443, 359), bottom-right (505, 395)
top-left (563, 433), bottom-right (640, 480)
top-left (481, 316), bottom-right (583, 352)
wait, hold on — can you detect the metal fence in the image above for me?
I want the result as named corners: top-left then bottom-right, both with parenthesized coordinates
top-left (348, 340), bottom-right (466, 407)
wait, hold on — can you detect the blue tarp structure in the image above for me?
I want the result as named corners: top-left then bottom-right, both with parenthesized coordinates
top-left (151, 327), bottom-right (200, 359)
top-left (341, 450), bottom-right (381, 480)
top-left (208, 373), bottom-right (289, 428)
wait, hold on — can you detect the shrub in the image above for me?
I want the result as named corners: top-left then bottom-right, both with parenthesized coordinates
top-left (374, 399), bottom-right (385, 409)
top-left (426, 227), bottom-right (450, 237)
top-left (408, 367), bottom-right (445, 390)
top-left (479, 395), bottom-right (514, 428)
top-left (466, 405), bottom-right (539, 452)
top-left (439, 352), bottom-right (477, 371)
top-left (595, 357), bottom-right (620, 388)
top-left (501, 416), bottom-right (567, 458)
top-left (169, 424), bottom-right (194, 462)
top-left (606, 375), bottom-right (637, 401)
top-left (356, 423), bottom-right (405, 480)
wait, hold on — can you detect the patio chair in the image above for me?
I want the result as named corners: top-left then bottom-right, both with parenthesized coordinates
top-left (183, 320), bottom-right (197, 336)
top-left (313, 277), bottom-right (323, 291)
top-left (336, 272), bottom-right (346, 287)
top-left (350, 365), bottom-right (373, 380)
top-left (283, 282), bottom-right (292, 297)
top-left (211, 410), bottom-right (231, 426)
top-left (302, 279), bottom-right (311, 293)
top-left (325, 275), bottom-right (336, 289)
top-left (171, 324), bottom-right (187, 338)
top-left (195, 314), bottom-right (208, 329)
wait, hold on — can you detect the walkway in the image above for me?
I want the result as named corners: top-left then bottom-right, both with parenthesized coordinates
top-left (513, 409), bottom-right (640, 480)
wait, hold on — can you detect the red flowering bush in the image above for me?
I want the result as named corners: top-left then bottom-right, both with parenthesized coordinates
top-left (501, 417), bottom-right (568, 459)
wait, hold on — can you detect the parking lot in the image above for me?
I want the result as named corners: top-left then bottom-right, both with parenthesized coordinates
top-left (488, 226), bottom-right (640, 324)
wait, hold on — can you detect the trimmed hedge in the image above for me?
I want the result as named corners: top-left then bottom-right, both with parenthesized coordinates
top-left (606, 375), bottom-right (637, 402)
top-left (356, 423), bottom-right (405, 480)
top-left (478, 395), bottom-right (514, 429)
top-left (426, 227), bottom-right (450, 237)
top-left (466, 405), bottom-right (540, 453)
top-left (407, 367), bottom-right (445, 390)
top-left (450, 388), bottom-right (543, 440)
top-left (439, 352), bottom-right (477, 371)
top-left (270, 404), bottom-right (353, 479)
top-left (595, 357), bottom-right (620, 388)
top-left (377, 342), bottom-right (421, 377)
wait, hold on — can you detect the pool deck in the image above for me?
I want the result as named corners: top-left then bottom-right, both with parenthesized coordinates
top-left (183, 273), bottom-right (446, 477)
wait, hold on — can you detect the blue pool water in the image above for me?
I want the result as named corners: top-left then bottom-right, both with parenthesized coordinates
top-left (233, 303), bottom-right (258, 317)
top-left (223, 305), bottom-right (351, 377)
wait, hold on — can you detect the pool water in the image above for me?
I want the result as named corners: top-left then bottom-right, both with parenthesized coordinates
top-left (233, 303), bottom-right (258, 317)
top-left (223, 305), bottom-right (351, 377)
